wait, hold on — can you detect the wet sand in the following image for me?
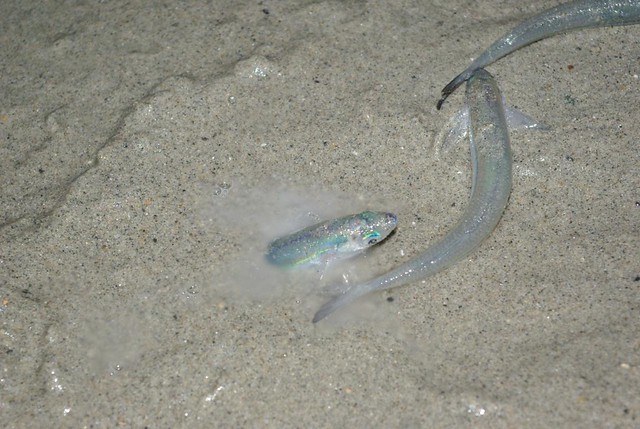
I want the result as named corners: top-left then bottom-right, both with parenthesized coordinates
top-left (1, 1), bottom-right (638, 427)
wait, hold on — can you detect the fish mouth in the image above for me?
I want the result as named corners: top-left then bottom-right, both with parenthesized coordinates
top-left (378, 212), bottom-right (398, 237)
top-left (384, 212), bottom-right (398, 229)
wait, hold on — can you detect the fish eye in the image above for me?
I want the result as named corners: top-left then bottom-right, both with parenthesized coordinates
top-left (364, 230), bottom-right (381, 245)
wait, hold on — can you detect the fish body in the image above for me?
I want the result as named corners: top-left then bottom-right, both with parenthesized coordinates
top-left (314, 69), bottom-right (511, 322)
top-left (266, 211), bottom-right (397, 268)
top-left (437, 0), bottom-right (640, 108)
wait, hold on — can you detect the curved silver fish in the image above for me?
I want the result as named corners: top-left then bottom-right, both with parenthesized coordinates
top-left (266, 211), bottom-right (397, 268)
top-left (437, 0), bottom-right (640, 109)
top-left (314, 69), bottom-right (511, 322)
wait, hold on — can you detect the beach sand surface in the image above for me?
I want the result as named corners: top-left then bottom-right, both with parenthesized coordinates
top-left (1, 0), bottom-right (638, 427)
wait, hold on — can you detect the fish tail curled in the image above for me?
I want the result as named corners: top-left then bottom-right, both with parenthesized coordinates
top-left (312, 290), bottom-right (359, 323)
top-left (437, 69), bottom-right (475, 110)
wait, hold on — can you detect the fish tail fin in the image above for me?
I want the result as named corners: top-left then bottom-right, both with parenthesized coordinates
top-left (437, 69), bottom-right (476, 110)
top-left (312, 280), bottom-right (379, 323)
top-left (312, 293), bottom-right (353, 323)
top-left (312, 286), bottom-right (365, 323)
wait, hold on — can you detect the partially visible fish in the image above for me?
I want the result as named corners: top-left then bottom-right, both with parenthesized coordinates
top-left (437, 0), bottom-right (640, 109)
top-left (266, 211), bottom-right (397, 268)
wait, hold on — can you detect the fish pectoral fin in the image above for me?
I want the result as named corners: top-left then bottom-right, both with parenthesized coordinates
top-left (435, 105), bottom-right (470, 156)
top-left (315, 257), bottom-right (333, 280)
top-left (435, 101), bottom-right (546, 160)
top-left (504, 105), bottom-right (549, 131)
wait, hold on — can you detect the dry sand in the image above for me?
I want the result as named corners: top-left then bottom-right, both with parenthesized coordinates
top-left (1, 0), bottom-right (638, 427)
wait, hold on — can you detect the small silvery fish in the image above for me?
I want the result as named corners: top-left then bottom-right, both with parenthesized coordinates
top-left (266, 211), bottom-right (397, 268)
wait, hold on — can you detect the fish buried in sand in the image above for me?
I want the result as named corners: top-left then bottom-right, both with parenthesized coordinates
top-left (266, 211), bottom-right (398, 268)
top-left (314, 69), bottom-right (512, 322)
top-left (437, 0), bottom-right (640, 109)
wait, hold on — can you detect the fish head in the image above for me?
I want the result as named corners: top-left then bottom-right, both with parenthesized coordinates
top-left (347, 211), bottom-right (397, 250)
